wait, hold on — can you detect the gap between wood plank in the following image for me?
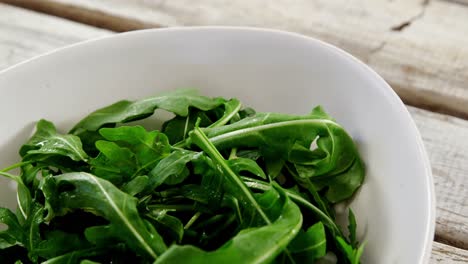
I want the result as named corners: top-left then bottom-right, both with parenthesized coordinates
top-left (393, 84), bottom-right (468, 120)
top-left (0, 0), bottom-right (159, 32)
top-left (441, 0), bottom-right (468, 7)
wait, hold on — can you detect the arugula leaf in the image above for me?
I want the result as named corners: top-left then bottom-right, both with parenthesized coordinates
top-left (202, 112), bottom-right (356, 176)
top-left (84, 225), bottom-right (118, 247)
top-left (189, 127), bottom-right (271, 226)
top-left (226, 158), bottom-right (267, 180)
top-left (348, 209), bottom-right (358, 247)
top-left (207, 99), bottom-right (242, 128)
top-left (90, 140), bottom-right (135, 183)
top-left (20, 119), bottom-right (88, 162)
top-left (0, 90), bottom-right (365, 263)
top-left (336, 236), bottom-right (365, 264)
top-left (81, 260), bottom-right (101, 264)
top-left (242, 177), bottom-right (342, 237)
top-left (41, 172), bottom-right (167, 259)
top-left (70, 89), bottom-right (226, 135)
top-left (162, 110), bottom-right (212, 144)
top-left (41, 248), bottom-right (108, 264)
top-left (147, 150), bottom-right (201, 191)
top-left (319, 158), bottom-right (365, 203)
top-left (99, 126), bottom-right (170, 170)
top-left (24, 203), bottom-right (44, 262)
top-left (146, 210), bottom-right (184, 244)
top-left (154, 185), bottom-right (302, 264)
top-left (121, 176), bottom-right (149, 196)
top-left (0, 208), bottom-right (23, 249)
top-left (288, 222), bottom-right (326, 262)
top-left (33, 230), bottom-right (90, 259)
top-left (198, 112), bottom-right (364, 203)
top-left (90, 126), bottom-right (171, 184)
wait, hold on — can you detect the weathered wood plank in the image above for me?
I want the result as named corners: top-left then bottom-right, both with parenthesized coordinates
top-left (442, 0), bottom-right (468, 7)
top-left (0, 0), bottom-right (155, 32)
top-left (431, 242), bottom-right (468, 263)
top-left (7, 0), bottom-right (467, 119)
top-left (0, 1), bottom-right (467, 257)
top-left (408, 106), bottom-right (468, 249)
top-left (0, 3), bottom-right (111, 70)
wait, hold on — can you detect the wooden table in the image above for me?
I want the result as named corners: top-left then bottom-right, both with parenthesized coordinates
top-left (0, 1), bottom-right (467, 262)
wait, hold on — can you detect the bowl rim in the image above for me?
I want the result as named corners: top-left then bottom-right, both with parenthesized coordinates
top-left (0, 26), bottom-right (436, 263)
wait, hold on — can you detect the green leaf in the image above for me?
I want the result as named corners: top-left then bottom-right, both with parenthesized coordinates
top-left (146, 210), bottom-right (184, 243)
top-left (199, 112), bottom-right (364, 202)
top-left (24, 203), bottom-right (44, 262)
top-left (348, 209), bottom-right (357, 247)
top-left (226, 158), bottom-right (266, 180)
top-left (235, 149), bottom-right (261, 161)
top-left (336, 236), bottom-right (365, 264)
top-left (90, 140), bottom-right (136, 183)
top-left (16, 181), bottom-right (32, 221)
top-left (265, 158), bottom-right (284, 179)
top-left (33, 230), bottom-right (90, 259)
top-left (147, 150), bottom-right (200, 190)
top-left (207, 99), bottom-right (242, 128)
top-left (162, 109), bottom-right (213, 144)
top-left (41, 248), bottom-right (108, 264)
top-left (20, 119), bottom-right (88, 162)
top-left (242, 177), bottom-right (342, 237)
top-left (189, 127), bottom-right (271, 226)
top-left (81, 260), bottom-right (101, 264)
top-left (154, 185), bottom-right (302, 264)
top-left (316, 158), bottom-right (365, 203)
top-left (71, 89), bottom-right (226, 135)
top-left (85, 225), bottom-right (119, 246)
top-left (0, 208), bottom-right (23, 249)
top-left (99, 126), bottom-right (171, 171)
top-left (288, 222), bottom-right (326, 261)
top-left (0, 90), bottom-right (365, 263)
top-left (121, 175), bottom-right (149, 196)
top-left (162, 98), bottom-right (241, 146)
top-left (42, 172), bottom-right (167, 259)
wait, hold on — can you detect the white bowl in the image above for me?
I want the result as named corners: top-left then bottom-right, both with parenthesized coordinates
top-left (0, 27), bottom-right (434, 263)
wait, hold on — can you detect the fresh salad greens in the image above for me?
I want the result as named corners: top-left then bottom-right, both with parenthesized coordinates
top-left (0, 89), bottom-right (365, 264)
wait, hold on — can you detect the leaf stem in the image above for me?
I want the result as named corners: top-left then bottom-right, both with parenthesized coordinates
top-left (182, 111), bottom-right (191, 140)
top-left (228, 148), bottom-right (238, 160)
top-left (242, 177), bottom-right (343, 237)
top-left (0, 171), bottom-right (20, 182)
top-left (149, 204), bottom-right (195, 212)
top-left (208, 99), bottom-right (242, 128)
top-left (131, 158), bottom-right (161, 178)
top-left (190, 127), bottom-right (272, 225)
top-left (1, 161), bottom-right (32, 172)
top-left (184, 212), bottom-right (202, 230)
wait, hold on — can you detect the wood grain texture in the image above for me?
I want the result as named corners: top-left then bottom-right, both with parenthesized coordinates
top-left (9, 0), bottom-right (467, 119)
top-left (0, 3), bottom-right (111, 70)
top-left (431, 242), bottom-right (468, 263)
top-left (0, 1), bottom-right (467, 259)
top-left (443, 0), bottom-right (468, 6)
top-left (408, 106), bottom-right (468, 249)
top-left (0, 0), bottom-right (156, 32)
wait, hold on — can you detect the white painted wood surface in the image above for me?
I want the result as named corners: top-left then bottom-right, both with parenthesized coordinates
top-left (0, 2), bottom-right (467, 261)
top-left (39, 0), bottom-right (468, 119)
